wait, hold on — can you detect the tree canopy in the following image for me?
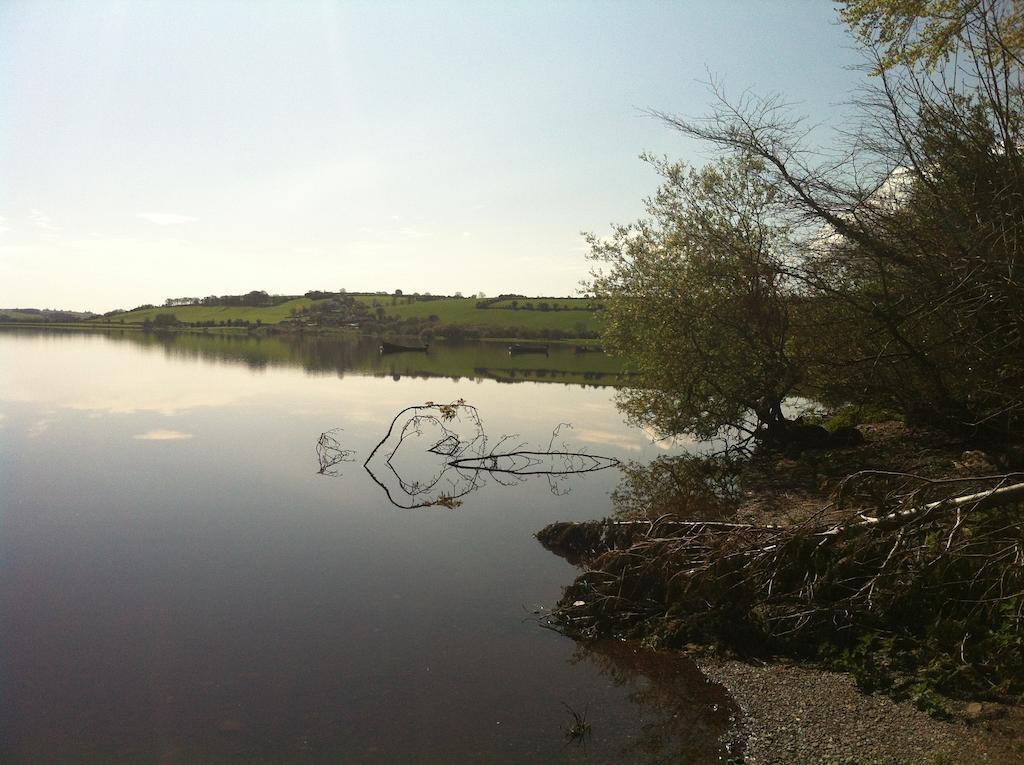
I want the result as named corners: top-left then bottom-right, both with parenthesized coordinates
top-left (840, 0), bottom-right (1024, 71)
top-left (587, 154), bottom-right (801, 441)
top-left (592, 0), bottom-right (1024, 443)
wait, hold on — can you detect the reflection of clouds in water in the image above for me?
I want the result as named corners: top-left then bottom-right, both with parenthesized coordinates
top-left (132, 430), bottom-right (194, 441)
top-left (475, 387), bottom-right (694, 456)
top-left (641, 426), bottom-right (696, 451)
top-left (0, 360), bottom-right (240, 416)
top-left (573, 428), bottom-right (644, 452)
top-left (62, 392), bottom-right (238, 417)
top-left (574, 401), bottom-right (619, 415)
top-left (1, 336), bottom-right (669, 461)
top-left (26, 417), bottom-right (55, 438)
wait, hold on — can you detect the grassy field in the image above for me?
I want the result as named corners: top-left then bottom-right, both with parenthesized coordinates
top-left (353, 295), bottom-right (604, 334)
top-left (96, 298), bottom-right (322, 325)
top-left (0, 309), bottom-right (95, 321)
top-left (89, 294), bottom-right (604, 337)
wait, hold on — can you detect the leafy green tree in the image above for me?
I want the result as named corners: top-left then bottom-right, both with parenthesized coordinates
top-left (840, 0), bottom-right (1024, 72)
top-left (643, 0), bottom-right (1024, 438)
top-left (587, 153), bottom-right (801, 441)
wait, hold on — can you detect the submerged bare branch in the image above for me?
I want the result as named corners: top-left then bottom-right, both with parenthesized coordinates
top-left (319, 400), bottom-right (623, 509)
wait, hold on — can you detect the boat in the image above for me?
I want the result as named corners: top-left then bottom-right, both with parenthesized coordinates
top-left (574, 345), bottom-right (603, 354)
top-left (379, 340), bottom-right (429, 354)
top-left (508, 344), bottom-right (549, 355)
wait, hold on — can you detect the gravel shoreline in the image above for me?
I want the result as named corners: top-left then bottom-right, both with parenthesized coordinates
top-left (699, 659), bottom-right (1024, 765)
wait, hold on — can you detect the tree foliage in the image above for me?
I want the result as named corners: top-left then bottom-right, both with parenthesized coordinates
top-left (587, 154), bottom-right (801, 441)
top-left (841, 0), bottom-right (1024, 72)
top-left (593, 0), bottom-right (1024, 442)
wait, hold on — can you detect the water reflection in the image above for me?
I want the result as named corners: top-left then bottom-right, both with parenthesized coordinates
top-left (344, 401), bottom-right (622, 509)
top-left (571, 641), bottom-right (740, 764)
top-left (0, 327), bottom-right (632, 387)
top-left (0, 329), bottom-right (731, 764)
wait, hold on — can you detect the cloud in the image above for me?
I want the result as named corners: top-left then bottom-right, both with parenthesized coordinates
top-left (640, 425), bottom-right (695, 450)
top-left (572, 427), bottom-right (644, 452)
top-left (0, 216), bottom-right (9, 235)
top-left (136, 213), bottom-right (200, 225)
top-left (28, 209), bottom-right (56, 231)
top-left (27, 416), bottom-right (55, 438)
top-left (132, 429), bottom-right (194, 441)
top-left (399, 227), bottom-right (432, 239)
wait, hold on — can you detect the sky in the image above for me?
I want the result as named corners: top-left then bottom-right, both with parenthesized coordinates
top-left (0, 1), bottom-right (866, 313)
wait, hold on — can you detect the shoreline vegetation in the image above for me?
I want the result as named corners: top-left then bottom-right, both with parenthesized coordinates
top-left (534, 2), bottom-right (1024, 760)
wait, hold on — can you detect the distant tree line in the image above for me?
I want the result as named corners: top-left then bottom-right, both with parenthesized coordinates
top-left (0, 308), bottom-right (95, 323)
top-left (162, 290), bottom-right (291, 308)
top-left (472, 294), bottom-right (605, 311)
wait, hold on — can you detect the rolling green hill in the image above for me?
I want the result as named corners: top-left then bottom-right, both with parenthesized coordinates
top-left (97, 298), bottom-right (323, 325)
top-left (351, 295), bottom-right (603, 335)
top-left (0, 308), bottom-right (96, 322)
top-left (97, 293), bottom-right (604, 338)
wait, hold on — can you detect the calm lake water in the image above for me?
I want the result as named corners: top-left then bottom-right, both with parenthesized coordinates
top-left (0, 329), bottom-right (735, 764)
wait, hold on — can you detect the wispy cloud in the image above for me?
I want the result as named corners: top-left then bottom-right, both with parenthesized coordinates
top-left (399, 227), bottom-right (432, 239)
top-left (136, 212), bottom-right (200, 225)
top-left (573, 427), bottom-right (644, 452)
top-left (132, 429), bottom-right (194, 440)
top-left (27, 416), bottom-right (55, 438)
top-left (640, 425), bottom-right (695, 450)
top-left (28, 209), bottom-right (56, 231)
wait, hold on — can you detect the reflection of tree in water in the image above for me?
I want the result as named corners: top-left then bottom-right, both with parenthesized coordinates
top-left (570, 640), bottom-right (739, 764)
top-left (318, 400), bottom-right (622, 509)
top-left (97, 330), bottom-right (629, 385)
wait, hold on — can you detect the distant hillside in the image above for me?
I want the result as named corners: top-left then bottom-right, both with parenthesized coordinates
top-left (347, 294), bottom-right (603, 336)
top-left (100, 297), bottom-right (318, 326)
top-left (0, 308), bottom-right (96, 322)
top-left (97, 292), bottom-right (605, 339)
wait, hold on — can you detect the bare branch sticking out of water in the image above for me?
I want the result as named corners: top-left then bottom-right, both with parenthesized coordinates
top-left (321, 400), bottom-right (623, 509)
top-left (561, 702), bottom-right (591, 743)
top-left (316, 428), bottom-right (355, 476)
